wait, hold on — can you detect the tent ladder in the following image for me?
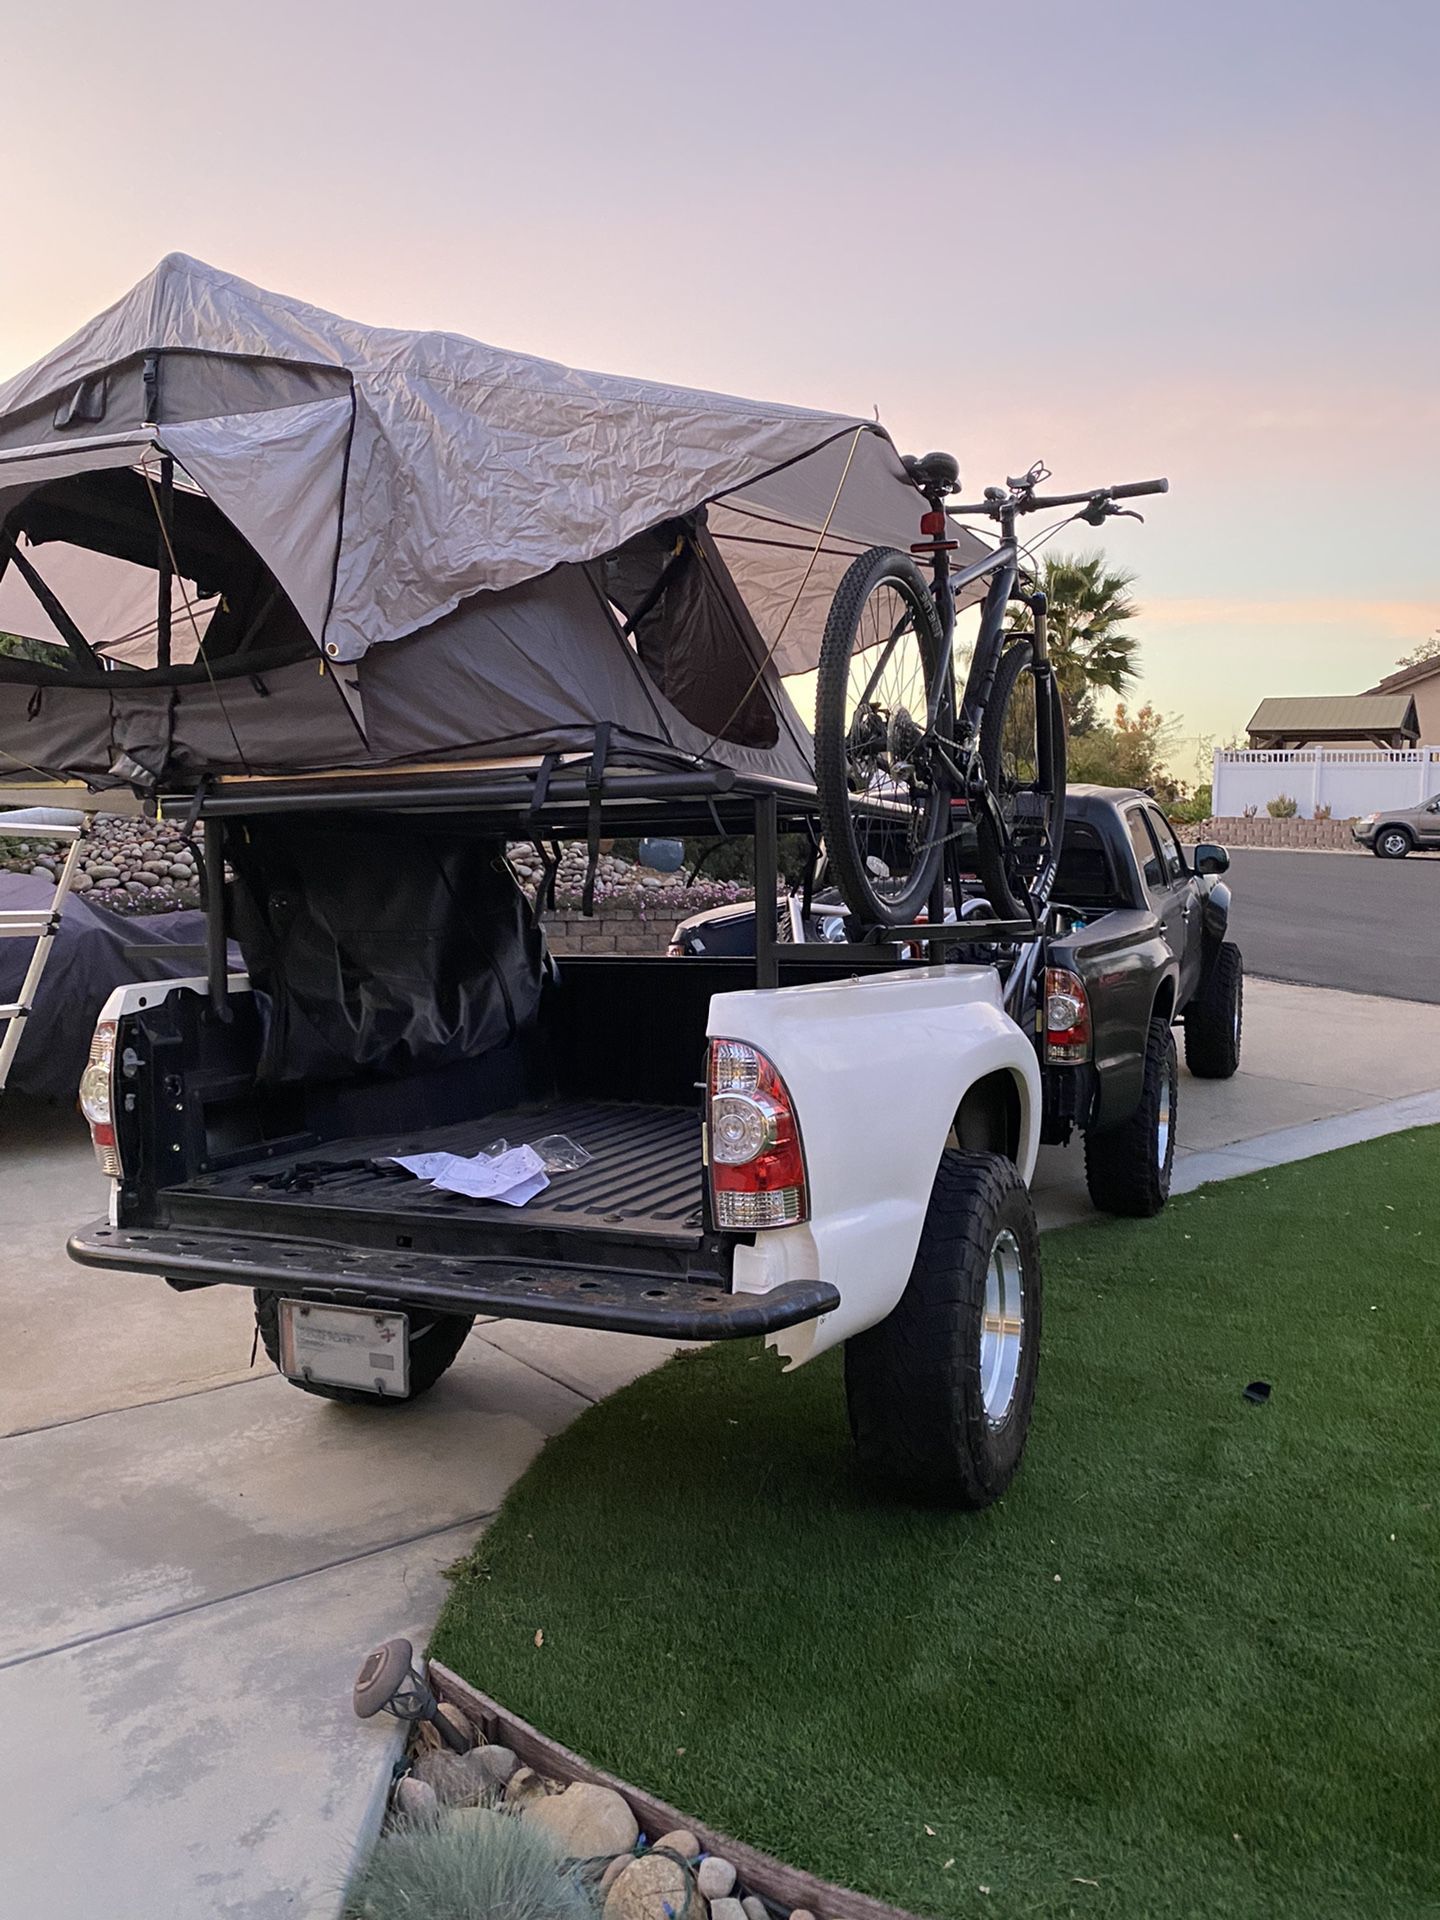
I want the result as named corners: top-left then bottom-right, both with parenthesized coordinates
top-left (0, 813), bottom-right (89, 1092)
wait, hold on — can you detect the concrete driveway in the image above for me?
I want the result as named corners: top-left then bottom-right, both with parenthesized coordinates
top-left (3, 976), bottom-right (1439, 1918)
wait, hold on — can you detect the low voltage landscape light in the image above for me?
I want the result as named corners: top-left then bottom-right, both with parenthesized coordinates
top-left (352, 1637), bottom-right (468, 1751)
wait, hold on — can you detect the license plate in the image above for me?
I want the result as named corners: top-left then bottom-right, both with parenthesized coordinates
top-left (277, 1300), bottom-right (410, 1397)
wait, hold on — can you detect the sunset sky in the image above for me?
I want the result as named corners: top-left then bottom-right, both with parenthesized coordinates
top-left (4, 0), bottom-right (1435, 775)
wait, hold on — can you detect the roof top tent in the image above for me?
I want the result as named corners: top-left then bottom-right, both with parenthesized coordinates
top-left (0, 256), bottom-right (993, 995)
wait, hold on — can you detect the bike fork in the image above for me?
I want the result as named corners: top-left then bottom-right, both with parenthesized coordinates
top-left (1029, 588), bottom-right (1057, 798)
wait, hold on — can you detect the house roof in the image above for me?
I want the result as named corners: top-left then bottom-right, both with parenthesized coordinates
top-left (1246, 694), bottom-right (1419, 738)
top-left (1362, 656), bottom-right (1440, 697)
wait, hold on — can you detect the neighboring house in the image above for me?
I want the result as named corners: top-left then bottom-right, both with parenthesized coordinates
top-left (1244, 694), bottom-right (1420, 750)
top-left (1362, 655), bottom-right (1440, 743)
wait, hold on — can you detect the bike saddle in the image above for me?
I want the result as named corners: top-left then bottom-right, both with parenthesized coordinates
top-left (903, 450), bottom-right (961, 495)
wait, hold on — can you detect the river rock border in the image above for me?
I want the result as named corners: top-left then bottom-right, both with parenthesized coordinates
top-left (413, 1660), bottom-right (926, 1920)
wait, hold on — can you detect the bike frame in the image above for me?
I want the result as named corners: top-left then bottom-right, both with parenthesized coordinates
top-left (912, 494), bottom-right (1058, 923)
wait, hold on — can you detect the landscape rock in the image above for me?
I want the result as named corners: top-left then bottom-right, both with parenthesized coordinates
top-left (435, 1702), bottom-right (476, 1749)
top-left (696, 1859), bottom-right (738, 1900)
top-left (651, 1828), bottom-right (700, 1860)
top-left (473, 1742), bottom-right (519, 1785)
top-left (411, 1744), bottom-right (511, 1807)
top-left (604, 1853), bottom-right (705, 1920)
top-left (505, 1763), bottom-right (561, 1809)
top-left (599, 1854), bottom-right (634, 1893)
top-left (392, 1775), bottom-right (440, 1824)
top-left (789, 1909), bottom-right (817, 1920)
top-left (742, 1898), bottom-right (768, 1920)
top-left (709, 1899), bottom-right (746, 1920)
top-left (524, 1781), bottom-right (640, 1860)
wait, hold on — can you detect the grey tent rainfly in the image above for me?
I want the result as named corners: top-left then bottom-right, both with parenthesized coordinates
top-left (0, 253), bottom-right (989, 797)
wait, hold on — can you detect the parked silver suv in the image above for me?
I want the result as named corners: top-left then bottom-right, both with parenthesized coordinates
top-left (1352, 793), bottom-right (1440, 858)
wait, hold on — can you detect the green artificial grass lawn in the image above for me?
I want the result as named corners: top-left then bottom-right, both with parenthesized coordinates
top-left (431, 1131), bottom-right (1440, 1920)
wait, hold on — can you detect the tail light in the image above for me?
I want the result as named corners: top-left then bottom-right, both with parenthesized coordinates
top-left (707, 1039), bottom-right (808, 1230)
top-left (1044, 967), bottom-right (1092, 1064)
top-left (79, 1018), bottom-right (122, 1177)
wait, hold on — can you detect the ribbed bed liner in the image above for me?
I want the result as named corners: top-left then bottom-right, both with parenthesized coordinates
top-left (188, 1099), bottom-right (705, 1241)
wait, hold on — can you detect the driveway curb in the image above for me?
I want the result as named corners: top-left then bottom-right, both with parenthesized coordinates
top-left (1171, 1088), bottom-right (1440, 1194)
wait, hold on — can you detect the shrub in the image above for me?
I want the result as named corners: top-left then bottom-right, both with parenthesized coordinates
top-left (1165, 783), bottom-right (1213, 826)
top-left (1266, 795), bottom-right (1298, 818)
top-left (1314, 803), bottom-right (1332, 821)
top-left (348, 1808), bottom-right (600, 1920)
top-left (1242, 805), bottom-right (1258, 819)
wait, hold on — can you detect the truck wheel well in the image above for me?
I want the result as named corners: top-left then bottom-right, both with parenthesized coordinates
top-left (953, 1071), bottom-right (1022, 1163)
top-left (1152, 978), bottom-right (1177, 1026)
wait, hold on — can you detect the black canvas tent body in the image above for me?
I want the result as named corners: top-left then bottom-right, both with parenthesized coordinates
top-left (0, 256), bottom-right (991, 818)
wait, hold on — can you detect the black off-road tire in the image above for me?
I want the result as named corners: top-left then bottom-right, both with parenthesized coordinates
top-left (815, 546), bottom-right (952, 927)
top-left (1084, 1016), bottom-right (1178, 1218)
top-left (844, 1149), bottom-right (1042, 1509)
top-left (253, 1292), bottom-right (474, 1406)
top-left (1374, 825), bottom-right (1413, 859)
top-left (1185, 940), bottom-right (1244, 1079)
top-left (975, 637), bottom-right (1068, 921)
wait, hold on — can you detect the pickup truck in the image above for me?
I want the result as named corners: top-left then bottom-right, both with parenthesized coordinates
top-left (672, 786), bottom-right (1244, 1218)
top-left (68, 800), bottom-right (1049, 1511)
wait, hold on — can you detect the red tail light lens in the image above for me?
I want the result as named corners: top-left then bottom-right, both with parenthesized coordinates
top-left (707, 1039), bottom-right (808, 1229)
top-left (1044, 967), bottom-right (1092, 1064)
top-left (79, 1018), bottom-right (122, 1177)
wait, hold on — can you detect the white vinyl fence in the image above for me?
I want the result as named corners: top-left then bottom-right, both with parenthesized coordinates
top-left (1212, 746), bottom-right (1440, 820)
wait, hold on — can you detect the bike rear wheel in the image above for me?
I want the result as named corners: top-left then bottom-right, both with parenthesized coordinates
top-left (974, 637), bottom-right (1067, 921)
top-left (815, 548), bottom-right (953, 927)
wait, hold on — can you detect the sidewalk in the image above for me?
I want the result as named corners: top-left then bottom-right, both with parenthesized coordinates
top-left (2, 977), bottom-right (1437, 1917)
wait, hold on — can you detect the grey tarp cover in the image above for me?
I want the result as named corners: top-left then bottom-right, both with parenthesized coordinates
top-left (0, 871), bottom-right (216, 1099)
top-left (0, 256), bottom-right (990, 788)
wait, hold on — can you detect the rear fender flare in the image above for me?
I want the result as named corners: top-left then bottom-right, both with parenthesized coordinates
top-left (710, 969), bottom-right (1041, 1366)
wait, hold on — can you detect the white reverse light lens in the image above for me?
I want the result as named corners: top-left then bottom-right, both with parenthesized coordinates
top-left (1046, 990), bottom-right (1084, 1033)
top-left (79, 1024), bottom-right (116, 1129)
top-left (710, 1093), bottom-right (774, 1165)
top-left (711, 1039), bottom-right (760, 1094)
top-left (713, 1185), bottom-right (806, 1229)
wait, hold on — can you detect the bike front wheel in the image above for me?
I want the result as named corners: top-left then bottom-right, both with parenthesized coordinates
top-left (974, 637), bottom-right (1067, 921)
top-left (814, 547), bottom-right (954, 927)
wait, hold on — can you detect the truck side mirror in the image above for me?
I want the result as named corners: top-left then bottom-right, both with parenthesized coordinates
top-left (1192, 843), bottom-right (1229, 876)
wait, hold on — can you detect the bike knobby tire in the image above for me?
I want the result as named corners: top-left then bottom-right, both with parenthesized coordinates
top-left (815, 547), bottom-right (953, 927)
top-left (974, 636), bottom-right (1067, 922)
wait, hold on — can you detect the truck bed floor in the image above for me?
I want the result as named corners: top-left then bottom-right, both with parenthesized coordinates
top-left (181, 1099), bottom-right (704, 1243)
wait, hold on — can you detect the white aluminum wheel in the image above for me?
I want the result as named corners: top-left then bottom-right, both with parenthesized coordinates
top-left (1157, 1055), bottom-right (1174, 1169)
top-left (980, 1226), bottom-right (1026, 1423)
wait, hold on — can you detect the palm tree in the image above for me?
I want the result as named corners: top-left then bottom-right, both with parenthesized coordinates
top-left (1005, 552), bottom-right (1141, 729)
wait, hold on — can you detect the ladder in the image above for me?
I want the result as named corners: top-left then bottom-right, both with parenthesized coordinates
top-left (0, 810), bottom-right (89, 1092)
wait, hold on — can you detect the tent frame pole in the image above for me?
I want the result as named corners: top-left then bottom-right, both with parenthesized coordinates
top-left (155, 455), bottom-right (175, 671)
top-left (203, 818), bottom-right (230, 1021)
top-left (753, 790), bottom-right (778, 990)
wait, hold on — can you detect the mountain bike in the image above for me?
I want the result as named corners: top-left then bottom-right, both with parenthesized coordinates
top-left (814, 458), bottom-right (1168, 926)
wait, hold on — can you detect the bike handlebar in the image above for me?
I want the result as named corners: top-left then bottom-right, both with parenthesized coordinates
top-left (1024, 477), bottom-right (1168, 511)
top-left (947, 476), bottom-right (1169, 517)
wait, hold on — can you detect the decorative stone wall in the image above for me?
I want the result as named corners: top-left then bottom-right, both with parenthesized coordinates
top-left (542, 904), bottom-right (693, 956)
top-left (1172, 815), bottom-right (1361, 850)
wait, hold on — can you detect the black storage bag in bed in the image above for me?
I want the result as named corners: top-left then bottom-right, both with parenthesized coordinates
top-left (226, 815), bottom-right (547, 1084)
